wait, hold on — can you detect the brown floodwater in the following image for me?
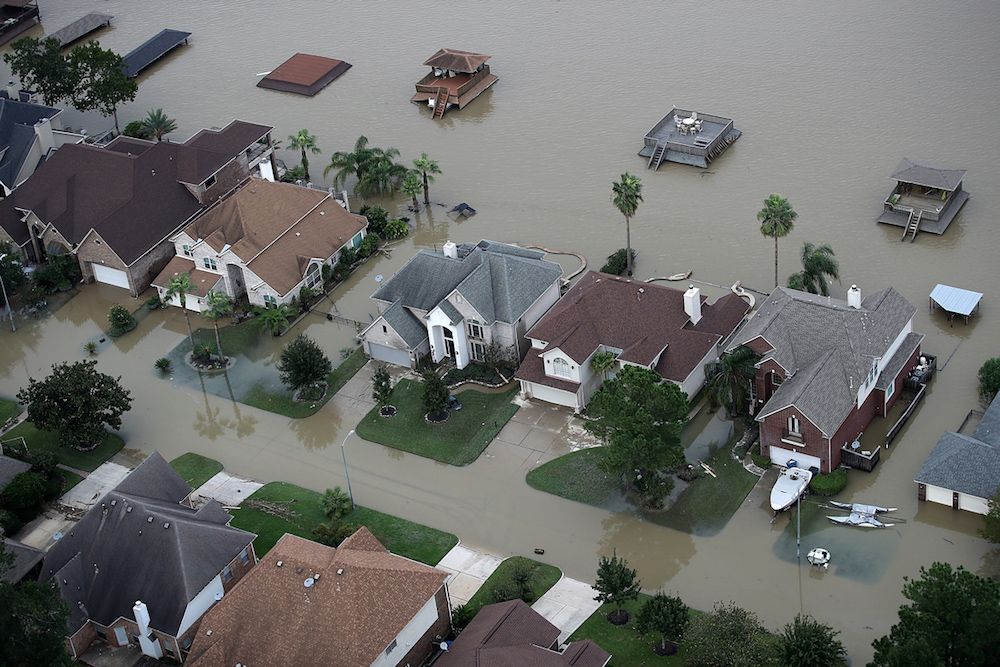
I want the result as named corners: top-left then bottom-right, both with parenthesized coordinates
top-left (3, 1), bottom-right (1000, 661)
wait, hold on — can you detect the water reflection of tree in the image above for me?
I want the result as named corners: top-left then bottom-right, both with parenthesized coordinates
top-left (222, 371), bottom-right (256, 439)
top-left (290, 411), bottom-right (340, 451)
top-left (193, 372), bottom-right (227, 440)
top-left (596, 513), bottom-right (696, 588)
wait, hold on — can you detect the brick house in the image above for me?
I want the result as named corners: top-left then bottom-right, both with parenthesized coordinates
top-left (727, 285), bottom-right (922, 472)
top-left (515, 271), bottom-right (750, 411)
top-left (151, 177), bottom-right (367, 311)
top-left (39, 452), bottom-right (257, 663)
top-left (360, 240), bottom-right (563, 369)
top-left (0, 120), bottom-right (273, 296)
top-left (186, 529), bottom-right (451, 667)
top-left (0, 96), bottom-right (85, 196)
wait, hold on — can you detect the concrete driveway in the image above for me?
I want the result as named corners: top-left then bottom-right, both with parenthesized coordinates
top-left (60, 462), bottom-right (132, 510)
top-left (190, 471), bottom-right (262, 507)
top-left (436, 543), bottom-right (504, 608)
top-left (482, 397), bottom-right (599, 470)
top-left (532, 576), bottom-right (603, 641)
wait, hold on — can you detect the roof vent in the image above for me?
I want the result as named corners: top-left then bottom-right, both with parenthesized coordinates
top-left (320, 211), bottom-right (325, 215)
top-left (313, 573), bottom-right (321, 580)
top-left (336, 568), bottom-right (344, 576)
top-left (205, 629), bottom-right (212, 636)
top-left (295, 232), bottom-right (301, 236)
top-left (276, 560), bottom-right (283, 567)
top-left (147, 516), bottom-right (154, 523)
top-left (110, 500), bottom-right (117, 506)
top-left (214, 592), bottom-right (223, 602)
top-left (151, 169), bottom-right (156, 176)
top-left (304, 577), bottom-right (315, 588)
top-left (126, 506), bottom-right (132, 513)
top-left (163, 522), bottom-right (170, 529)
top-left (138, 530), bottom-right (142, 535)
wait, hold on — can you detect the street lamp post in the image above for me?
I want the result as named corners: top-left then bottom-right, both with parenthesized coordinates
top-left (0, 253), bottom-right (15, 332)
top-left (340, 429), bottom-right (356, 508)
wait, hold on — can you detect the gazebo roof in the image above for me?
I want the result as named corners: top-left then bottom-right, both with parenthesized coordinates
top-left (891, 158), bottom-right (966, 191)
top-left (423, 48), bottom-right (491, 73)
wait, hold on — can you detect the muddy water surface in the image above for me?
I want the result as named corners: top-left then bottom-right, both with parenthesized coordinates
top-left (3, 1), bottom-right (1000, 661)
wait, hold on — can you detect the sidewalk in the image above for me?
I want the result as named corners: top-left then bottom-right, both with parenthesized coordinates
top-left (532, 576), bottom-right (603, 642)
top-left (436, 543), bottom-right (504, 608)
top-left (189, 471), bottom-right (262, 507)
top-left (59, 461), bottom-right (131, 510)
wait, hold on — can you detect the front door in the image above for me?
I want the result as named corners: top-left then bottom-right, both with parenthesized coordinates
top-left (443, 328), bottom-right (455, 358)
top-left (113, 626), bottom-right (129, 646)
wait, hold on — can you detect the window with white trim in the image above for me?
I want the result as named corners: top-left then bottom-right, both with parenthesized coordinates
top-left (551, 357), bottom-right (571, 379)
top-left (203, 257), bottom-right (218, 271)
top-left (471, 341), bottom-right (486, 362)
top-left (467, 319), bottom-right (484, 340)
top-left (263, 294), bottom-right (277, 309)
top-left (787, 415), bottom-right (801, 436)
top-left (222, 565), bottom-right (233, 582)
top-left (885, 380), bottom-right (894, 400)
top-left (182, 244), bottom-right (192, 257)
top-left (304, 262), bottom-right (322, 289)
top-left (239, 548), bottom-right (250, 566)
top-left (204, 175), bottom-right (217, 189)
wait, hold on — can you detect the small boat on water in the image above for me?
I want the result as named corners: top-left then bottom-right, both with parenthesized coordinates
top-left (807, 548), bottom-right (831, 568)
top-left (769, 464), bottom-right (813, 512)
top-left (827, 512), bottom-right (895, 528)
top-left (829, 501), bottom-right (897, 515)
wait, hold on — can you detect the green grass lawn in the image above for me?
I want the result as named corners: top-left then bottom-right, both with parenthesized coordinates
top-left (0, 397), bottom-right (20, 424)
top-left (1, 422), bottom-right (123, 472)
top-left (55, 468), bottom-right (85, 492)
top-left (169, 453), bottom-right (223, 488)
top-left (229, 481), bottom-right (458, 565)
top-left (186, 321), bottom-right (262, 358)
top-left (356, 379), bottom-right (519, 465)
top-left (242, 347), bottom-right (369, 419)
top-left (526, 448), bottom-right (618, 506)
top-left (464, 556), bottom-right (562, 615)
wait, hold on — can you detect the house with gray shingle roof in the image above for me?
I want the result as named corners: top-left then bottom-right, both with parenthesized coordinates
top-left (727, 284), bottom-right (922, 473)
top-left (915, 394), bottom-right (1000, 514)
top-left (360, 240), bottom-right (562, 369)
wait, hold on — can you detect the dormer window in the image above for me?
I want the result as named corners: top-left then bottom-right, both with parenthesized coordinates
top-left (204, 175), bottom-right (217, 189)
top-left (304, 262), bottom-right (322, 288)
top-left (551, 357), bottom-right (571, 379)
top-left (182, 244), bottom-right (192, 257)
top-left (203, 257), bottom-right (218, 271)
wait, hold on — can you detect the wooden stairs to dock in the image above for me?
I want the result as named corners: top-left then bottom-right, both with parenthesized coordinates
top-left (901, 209), bottom-right (923, 242)
top-left (707, 130), bottom-right (740, 162)
top-left (432, 88), bottom-right (448, 119)
top-left (648, 143), bottom-right (667, 170)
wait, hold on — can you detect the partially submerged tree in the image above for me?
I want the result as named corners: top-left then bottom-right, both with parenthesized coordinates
top-left (287, 129), bottom-right (320, 182)
top-left (141, 108), bottom-right (177, 141)
top-left (402, 170), bottom-right (422, 209)
top-left (978, 357), bottom-right (1000, 402)
top-left (107, 304), bottom-right (136, 337)
top-left (412, 152), bottom-right (441, 204)
top-left (203, 291), bottom-right (233, 361)
top-left (611, 173), bottom-right (643, 276)
top-left (68, 42), bottom-right (138, 132)
top-left (253, 304), bottom-right (294, 337)
top-left (0, 243), bottom-right (28, 308)
top-left (757, 194), bottom-right (797, 288)
top-left (636, 592), bottom-right (690, 655)
top-left (163, 273), bottom-right (197, 347)
top-left (787, 242), bottom-right (839, 296)
top-left (684, 602), bottom-right (777, 667)
top-left (778, 614), bottom-right (846, 667)
top-left (705, 346), bottom-right (760, 417)
top-left (277, 334), bottom-right (332, 392)
top-left (16, 360), bottom-right (132, 450)
top-left (593, 551), bottom-right (641, 624)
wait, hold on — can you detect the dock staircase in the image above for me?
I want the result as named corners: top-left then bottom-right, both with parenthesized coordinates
top-left (647, 143), bottom-right (667, 170)
top-left (901, 209), bottom-right (923, 242)
top-left (432, 88), bottom-right (448, 119)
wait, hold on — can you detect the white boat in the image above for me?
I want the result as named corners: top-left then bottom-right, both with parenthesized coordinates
top-left (769, 465), bottom-right (813, 512)
top-left (829, 501), bottom-right (897, 515)
top-left (806, 547), bottom-right (831, 567)
top-left (827, 512), bottom-right (894, 528)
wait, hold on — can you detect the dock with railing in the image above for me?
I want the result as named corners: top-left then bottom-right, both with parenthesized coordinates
top-left (639, 108), bottom-right (741, 169)
top-left (877, 158), bottom-right (969, 237)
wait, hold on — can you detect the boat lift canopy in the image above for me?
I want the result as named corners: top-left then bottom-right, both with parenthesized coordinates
top-left (929, 283), bottom-right (983, 323)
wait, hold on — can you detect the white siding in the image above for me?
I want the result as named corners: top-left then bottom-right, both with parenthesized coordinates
top-left (176, 574), bottom-right (224, 637)
top-left (857, 320), bottom-right (913, 407)
top-left (677, 345), bottom-right (718, 398)
top-left (369, 594), bottom-right (440, 667)
top-left (540, 348), bottom-right (582, 383)
top-left (769, 446), bottom-right (822, 471)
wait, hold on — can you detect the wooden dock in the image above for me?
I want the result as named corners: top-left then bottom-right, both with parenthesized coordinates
top-left (47, 12), bottom-right (113, 48)
top-left (122, 29), bottom-right (191, 78)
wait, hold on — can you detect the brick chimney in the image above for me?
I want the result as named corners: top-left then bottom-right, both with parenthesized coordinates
top-left (684, 285), bottom-right (702, 325)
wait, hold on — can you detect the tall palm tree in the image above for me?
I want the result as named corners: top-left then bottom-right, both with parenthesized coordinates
top-left (356, 155), bottom-right (408, 197)
top-left (141, 108), bottom-right (177, 141)
top-left (325, 135), bottom-right (378, 188)
top-left (611, 173), bottom-right (643, 277)
top-left (412, 152), bottom-right (441, 204)
top-left (591, 351), bottom-right (617, 381)
top-left (793, 242), bottom-right (840, 296)
top-left (402, 170), bottom-right (422, 209)
top-left (757, 194), bottom-right (798, 288)
top-left (705, 346), bottom-right (760, 417)
top-left (288, 129), bottom-right (321, 182)
top-left (254, 304), bottom-right (294, 336)
top-left (163, 274), bottom-right (196, 347)
top-left (204, 291), bottom-right (233, 360)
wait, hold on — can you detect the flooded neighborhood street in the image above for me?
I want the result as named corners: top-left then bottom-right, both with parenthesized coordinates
top-left (2, 1), bottom-right (999, 662)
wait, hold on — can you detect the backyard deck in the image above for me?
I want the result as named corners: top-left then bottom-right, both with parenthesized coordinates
top-left (638, 108), bottom-right (741, 169)
top-left (47, 12), bottom-right (113, 47)
top-left (122, 28), bottom-right (191, 78)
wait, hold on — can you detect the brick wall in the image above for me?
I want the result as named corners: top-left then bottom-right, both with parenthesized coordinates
top-left (186, 158), bottom-right (250, 206)
top-left (395, 585), bottom-right (450, 667)
top-left (66, 621), bottom-right (97, 658)
top-left (221, 543), bottom-right (256, 593)
top-left (760, 407), bottom-right (832, 471)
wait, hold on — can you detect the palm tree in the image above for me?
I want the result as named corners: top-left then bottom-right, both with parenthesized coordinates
top-left (412, 152), bottom-right (441, 204)
top-left (757, 194), bottom-right (798, 288)
top-left (611, 173), bottom-right (643, 277)
top-left (356, 155), bottom-right (408, 197)
top-left (288, 129), bottom-right (321, 182)
top-left (325, 135), bottom-right (378, 188)
top-left (705, 346), bottom-right (760, 417)
top-left (204, 291), bottom-right (233, 360)
top-left (163, 274), bottom-right (197, 347)
top-left (141, 108), bottom-right (177, 141)
top-left (591, 350), bottom-right (616, 381)
top-left (254, 304), bottom-right (294, 336)
top-left (790, 242), bottom-right (839, 296)
top-left (402, 170), bottom-right (422, 209)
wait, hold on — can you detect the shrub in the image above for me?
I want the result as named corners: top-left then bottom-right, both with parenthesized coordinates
top-left (298, 286), bottom-right (318, 312)
top-left (154, 358), bottom-right (172, 373)
top-left (600, 248), bottom-right (636, 276)
top-left (84, 341), bottom-right (98, 356)
top-left (451, 604), bottom-right (475, 628)
top-left (311, 518), bottom-right (357, 547)
top-left (357, 205), bottom-right (389, 237)
top-left (338, 247), bottom-right (357, 268)
top-left (145, 295), bottom-right (162, 310)
top-left (280, 164), bottom-right (306, 183)
top-left (320, 487), bottom-right (352, 519)
top-left (122, 120), bottom-right (151, 139)
top-left (0, 509), bottom-right (22, 535)
top-left (677, 465), bottom-right (702, 482)
top-left (779, 613), bottom-right (846, 667)
top-left (383, 218), bottom-right (410, 240)
top-left (751, 452), bottom-right (772, 469)
top-left (32, 253), bottom-right (80, 293)
top-left (810, 468), bottom-right (848, 496)
top-left (321, 263), bottom-right (333, 284)
top-left (192, 344), bottom-right (214, 364)
top-left (372, 367), bottom-right (392, 404)
top-left (29, 451), bottom-right (58, 477)
top-left (979, 357), bottom-right (1000, 402)
top-left (107, 304), bottom-right (136, 337)
top-left (277, 334), bottom-right (332, 391)
top-left (358, 233), bottom-right (380, 259)
top-left (1, 472), bottom-right (47, 512)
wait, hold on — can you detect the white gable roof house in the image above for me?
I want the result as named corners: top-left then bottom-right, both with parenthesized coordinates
top-left (360, 240), bottom-right (563, 369)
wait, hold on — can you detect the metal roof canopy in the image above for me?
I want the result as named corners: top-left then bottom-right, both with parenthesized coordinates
top-left (122, 29), bottom-right (190, 78)
top-left (929, 284), bottom-right (983, 317)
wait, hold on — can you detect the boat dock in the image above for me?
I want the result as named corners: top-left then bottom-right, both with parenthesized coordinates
top-left (877, 159), bottom-right (970, 239)
top-left (122, 29), bottom-right (191, 78)
top-left (0, 0), bottom-right (40, 46)
top-left (47, 12), bottom-right (113, 48)
top-left (639, 108), bottom-right (741, 169)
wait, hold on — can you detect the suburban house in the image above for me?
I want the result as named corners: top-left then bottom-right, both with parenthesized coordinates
top-left (152, 177), bottom-right (367, 311)
top-left (360, 240), bottom-right (562, 369)
top-left (915, 394), bottom-right (1000, 514)
top-left (437, 599), bottom-right (610, 667)
top-left (515, 271), bottom-right (750, 411)
top-left (0, 96), bottom-right (85, 196)
top-left (39, 452), bottom-right (257, 663)
top-left (187, 529), bottom-right (451, 667)
top-left (0, 119), bottom-right (274, 296)
top-left (727, 285), bottom-right (922, 473)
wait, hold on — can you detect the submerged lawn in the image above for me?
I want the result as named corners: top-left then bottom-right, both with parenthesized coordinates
top-left (229, 481), bottom-right (457, 565)
top-left (2, 421), bottom-right (123, 472)
top-left (356, 379), bottom-right (519, 465)
top-left (169, 453), bottom-right (223, 488)
top-left (526, 448), bottom-right (618, 506)
top-left (464, 556), bottom-right (562, 614)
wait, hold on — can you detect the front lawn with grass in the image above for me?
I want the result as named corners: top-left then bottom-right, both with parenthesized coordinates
top-left (55, 468), bottom-right (85, 492)
top-left (169, 453), bottom-right (223, 488)
top-left (526, 448), bottom-right (619, 506)
top-left (2, 422), bottom-right (123, 472)
top-left (0, 397), bottom-right (20, 423)
top-left (356, 380), bottom-right (519, 465)
top-left (464, 556), bottom-right (562, 614)
top-left (229, 481), bottom-right (457, 565)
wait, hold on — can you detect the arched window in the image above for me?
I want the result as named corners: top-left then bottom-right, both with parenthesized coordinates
top-left (551, 357), bottom-right (571, 379)
top-left (304, 262), bottom-right (322, 288)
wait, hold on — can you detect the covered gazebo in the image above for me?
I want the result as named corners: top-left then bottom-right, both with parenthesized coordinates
top-left (929, 283), bottom-right (983, 324)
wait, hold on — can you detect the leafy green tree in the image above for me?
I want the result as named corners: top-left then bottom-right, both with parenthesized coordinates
top-left (140, 108), bottom-right (177, 141)
top-left (779, 614), bottom-right (846, 667)
top-left (107, 304), bottom-right (136, 337)
top-left (600, 248), bottom-right (636, 276)
top-left (590, 351), bottom-right (616, 381)
top-left (358, 232), bottom-right (380, 258)
top-left (758, 193), bottom-right (798, 288)
top-left (871, 562), bottom-right (1000, 667)
top-left (585, 365), bottom-right (688, 508)
top-left (311, 517), bottom-right (357, 547)
top-left (372, 367), bottom-right (393, 405)
top-left (163, 273), bottom-right (197, 346)
top-left (320, 486), bottom-right (352, 519)
top-left (412, 152), bottom-right (441, 204)
top-left (982, 489), bottom-right (1000, 543)
top-left (287, 129), bottom-right (320, 181)
top-left (685, 602), bottom-right (777, 667)
top-left (122, 120), bottom-right (151, 139)
top-left (325, 135), bottom-right (379, 187)
top-left (203, 291), bottom-right (233, 361)
top-left (422, 370), bottom-right (448, 415)
top-left (0, 472), bottom-right (46, 512)
top-left (357, 205), bottom-right (389, 237)
top-left (402, 170), bottom-right (422, 209)
top-left (705, 346), bottom-right (760, 417)
top-left (593, 551), bottom-right (641, 624)
top-left (16, 360), bottom-right (131, 450)
top-left (611, 173), bottom-right (643, 276)
top-left (253, 303), bottom-right (294, 336)
top-left (68, 42), bottom-right (137, 132)
top-left (636, 592), bottom-right (690, 654)
top-left (0, 243), bottom-right (27, 308)
top-left (2, 37), bottom-right (74, 106)
top-left (383, 218), bottom-right (410, 240)
top-left (356, 154), bottom-right (407, 197)
top-left (0, 541), bottom-right (73, 666)
top-left (277, 334), bottom-right (331, 391)
top-left (787, 242), bottom-right (839, 296)
top-left (979, 357), bottom-right (1000, 402)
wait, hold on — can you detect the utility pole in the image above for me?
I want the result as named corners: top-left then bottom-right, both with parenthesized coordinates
top-left (0, 253), bottom-right (15, 332)
top-left (340, 429), bottom-right (356, 508)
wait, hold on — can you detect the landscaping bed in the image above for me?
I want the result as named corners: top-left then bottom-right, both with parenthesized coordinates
top-left (1, 421), bottom-right (123, 472)
top-left (356, 380), bottom-right (519, 465)
top-left (443, 362), bottom-right (514, 387)
top-left (229, 481), bottom-right (457, 565)
top-left (242, 347), bottom-right (368, 419)
top-left (464, 556), bottom-right (561, 615)
top-left (169, 453), bottom-right (223, 488)
top-left (526, 448), bottom-right (619, 507)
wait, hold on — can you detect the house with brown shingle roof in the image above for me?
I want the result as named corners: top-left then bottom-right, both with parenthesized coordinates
top-left (0, 119), bottom-right (273, 296)
top-left (516, 271), bottom-right (751, 411)
top-left (186, 529), bottom-right (451, 667)
top-left (153, 177), bottom-right (367, 311)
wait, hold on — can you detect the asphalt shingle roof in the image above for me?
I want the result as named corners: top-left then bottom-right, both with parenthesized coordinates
top-left (0, 98), bottom-right (61, 189)
top-left (0, 453), bottom-right (31, 492)
top-left (891, 158), bottom-right (966, 192)
top-left (380, 299), bottom-right (428, 348)
top-left (915, 395), bottom-right (1000, 499)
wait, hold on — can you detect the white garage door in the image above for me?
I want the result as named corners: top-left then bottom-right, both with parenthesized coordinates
top-left (769, 446), bottom-right (822, 472)
top-left (524, 382), bottom-right (579, 409)
top-left (91, 263), bottom-right (130, 289)
top-left (368, 342), bottom-right (412, 367)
